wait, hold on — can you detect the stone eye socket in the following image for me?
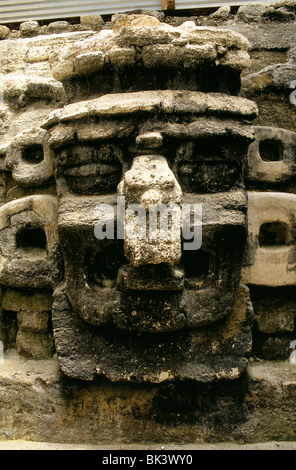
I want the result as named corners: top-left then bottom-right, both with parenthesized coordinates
top-left (21, 145), bottom-right (44, 164)
top-left (16, 227), bottom-right (47, 251)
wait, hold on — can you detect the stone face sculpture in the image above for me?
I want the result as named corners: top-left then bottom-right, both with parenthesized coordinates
top-left (39, 18), bottom-right (257, 382)
top-left (0, 16), bottom-right (259, 382)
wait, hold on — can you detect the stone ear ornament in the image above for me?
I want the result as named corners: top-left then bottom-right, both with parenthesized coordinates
top-left (6, 128), bottom-right (54, 187)
top-left (0, 195), bottom-right (61, 289)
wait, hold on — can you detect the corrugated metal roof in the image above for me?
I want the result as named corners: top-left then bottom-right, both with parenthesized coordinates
top-left (178, 0), bottom-right (276, 7)
top-left (0, 0), bottom-right (278, 24)
top-left (0, 0), bottom-right (161, 23)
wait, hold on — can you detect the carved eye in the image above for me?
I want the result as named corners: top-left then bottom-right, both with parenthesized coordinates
top-left (56, 142), bottom-right (123, 195)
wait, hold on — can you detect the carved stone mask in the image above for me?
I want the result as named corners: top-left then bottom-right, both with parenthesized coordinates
top-left (0, 17), bottom-right (259, 383)
top-left (44, 86), bottom-right (257, 381)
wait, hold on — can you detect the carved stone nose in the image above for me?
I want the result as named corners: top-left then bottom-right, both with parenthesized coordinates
top-left (118, 147), bottom-right (182, 266)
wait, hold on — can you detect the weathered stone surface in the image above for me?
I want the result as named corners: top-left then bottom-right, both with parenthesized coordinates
top-left (52, 284), bottom-right (253, 382)
top-left (16, 330), bottom-right (54, 359)
top-left (111, 10), bottom-right (165, 24)
top-left (74, 51), bottom-right (105, 75)
top-left (253, 335), bottom-right (292, 360)
top-left (47, 21), bottom-right (71, 34)
top-left (262, 5), bottom-right (295, 21)
top-left (6, 127), bottom-right (54, 186)
top-left (3, 74), bottom-right (66, 111)
top-left (0, 25), bottom-right (10, 40)
top-left (17, 311), bottom-right (50, 333)
top-left (235, 4), bottom-right (269, 23)
top-left (210, 5), bottom-right (231, 19)
top-left (80, 15), bottom-right (104, 27)
top-left (1, 289), bottom-right (52, 313)
top-left (19, 21), bottom-right (40, 38)
top-left (246, 126), bottom-right (296, 190)
top-left (242, 63), bottom-right (296, 96)
top-left (118, 154), bottom-right (182, 266)
top-left (47, 17), bottom-right (251, 88)
top-left (42, 91), bottom-right (258, 127)
top-left (250, 286), bottom-right (296, 334)
top-left (0, 195), bottom-right (62, 289)
top-left (113, 14), bottom-right (161, 32)
top-left (0, 352), bottom-right (295, 444)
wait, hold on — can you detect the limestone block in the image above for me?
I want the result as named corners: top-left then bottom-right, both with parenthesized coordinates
top-left (218, 50), bottom-right (251, 70)
top-left (3, 74), bottom-right (66, 110)
top-left (19, 21), bottom-right (40, 38)
top-left (235, 4), bottom-right (268, 23)
top-left (16, 330), bottom-right (54, 359)
top-left (2, 289), bottom-right (53, 314)
top-left (51, 59), bottom-right (75, 82)
top-left (246, 126), bottom-right (296, 186)
top-left (47, 21), bottom-right (71, 34)
top-left (17, 311), bottom-right (50, 333)
top-left (209, 5), bottom-right (231, 19)
top-left (74, 51), bottom-right (105, 75)
top-left (112, 11), bottom-right (165, 25)
top-left (242, 192), bottom-right (296, 286)
top-left (135, 131), bottom-right (163, 149)
top-left (42, 91), bottom-right (258, 128)
top-left (113, 14), bottom-right (160, 32)
top-left (49, 30), bottom-right (114, 81)
top-left (115, 21), bottom-right (178, 47)
top-left (0, 26), bottom-right (10, 40)
top-left (250, 286), bottom-right (296, 334)
top-left (141, 44), bottom-right (182, 68)
top-left (185, 27), bottom-right (250, 50)
top-left (106, 46), bottom-right (136, 69)
top-left (80, 15), bottom-right (104, 27)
